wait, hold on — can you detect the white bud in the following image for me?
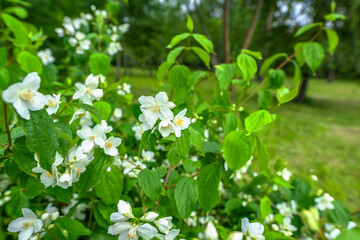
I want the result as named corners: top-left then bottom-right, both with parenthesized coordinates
top-left (4, 190), bottom-right (11, 196)
top-left (140, 212), bottom-right (159, 222)
top-left (49, 224), bottom-right (55, 229)
top-left (3, 196), bottom-right (11, 202)
top-left (41, 213), bottom-right (50, 221)
top-left (51, 211), bottom-right (60, 220)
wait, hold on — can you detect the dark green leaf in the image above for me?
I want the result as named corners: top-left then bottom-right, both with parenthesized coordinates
top-left (190, 47), bottom-right (210, 68)
top-left (175, 177), bottom-right (198, 218)
top-left (138, 169), bottom-right (162, 201)
top-left (56, 217), bottom-right (92, 236)
top-left (96, 166), bottom-right (124, 205)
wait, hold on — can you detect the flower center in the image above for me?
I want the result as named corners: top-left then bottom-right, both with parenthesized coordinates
top-left (45, 171), bottom-right (53, 178)
top-left (151, 105), bottom-right (160, 113)
top-left (106, 142), bottom-right (113, 149)
top-left (128, 227), bottom-right (137, 240)
top-left (78, 113), bottom-right (85, 118)
top-left (176, 118), bottom-right (184, 126)
top-left (49, 100), bottom-right (54, 107)
top-left (89, 135), bottom-right (95, 141)
top-left (21, 90), bottom-right (36, 102)
top-left (22, 221), bottom-right (32, 230)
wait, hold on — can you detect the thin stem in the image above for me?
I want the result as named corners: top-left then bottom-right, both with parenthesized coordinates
top-left (154, 166), bottom-right (172, 211)
top-left (46, 229), bottom-right (61, 240)
top-left (53, 99), bottom-right (73, 120)
top-left (118, 155), bottom-right (143, 170)
top-left (4, 103), bottom-right (12, 152)
top-left (165, 170), bottom-right (200, 190)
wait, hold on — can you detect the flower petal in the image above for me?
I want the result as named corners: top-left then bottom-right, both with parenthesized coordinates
top-left (13, 99), bottom-right (30, 120)
top-left (108, 222), bottom-right (132, 235)
top-left (22, 72), bottom-right (41, 91)
top-left (137, 223), bottom-right (158, 239)
top-left (2, 83), bottom-right (21, 103)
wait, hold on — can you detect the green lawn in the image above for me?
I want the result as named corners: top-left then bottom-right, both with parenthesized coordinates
top-left (110, 67), bottom-right (360, 212)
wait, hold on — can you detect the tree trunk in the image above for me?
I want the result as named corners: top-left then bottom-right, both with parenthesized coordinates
top-left (328, 69), bottom-right (335, 83)
top-left (297, 73), bottom-right (309, 103)
top-left (242, 0), bottom-right (264, 49)
top-left (116, 51), bottom-right (121, 82)
top-left (223, 0), bottom-right (230, 63)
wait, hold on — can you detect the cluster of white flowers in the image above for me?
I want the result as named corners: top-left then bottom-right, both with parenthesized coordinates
top-left (241, 218), bottom-right (265, 240)
top-left (277, 168), bottom-right (292, 181)
top-left (108, 200), bottom-right (180, 240)
top-left (37, 48), bottom-right (55, 65)
top-left (1, 73), bottom-right (61, 120)
top-left (0, 190), bottom-right (11, 207)
top-left (134, 92), bottom-right (190, 139)
top-left (315, 193), bottom-right (334, 211)
top-left (117, 82), bottom-right (131, 96)
top-left (7, 205), bottom-right (59, 240)
top-left (73, 73), bottom-right (103, 105)
top-left (113, 155), bottom-right (146, 178)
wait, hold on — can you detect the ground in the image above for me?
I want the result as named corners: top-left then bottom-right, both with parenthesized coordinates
top-left (109, 67), bottom-right (360, 212)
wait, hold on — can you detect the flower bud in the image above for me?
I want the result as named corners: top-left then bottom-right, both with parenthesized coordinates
top-left (4, 190), bottom-right (11, 196)
top-left (41, 213), bottom-right (50, 221)
top-left (49, 224), bottom-right (55, 229)
top-left (3, 196), bottom-right (11, 202)
top-left (140, 212), bottom-right (159, 222)
top-left (51, 211), bottom-right (60, 220)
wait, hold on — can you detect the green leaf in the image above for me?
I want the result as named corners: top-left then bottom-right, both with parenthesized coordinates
top-left (324, 28), bottom-right (339, 54)
top-left (2, 13), bottom-right (28, 46)
top-left (75, 149), bottom-right (107, 193)
top-left (294, 22), bottom-right (323, 37)
top-left (255, 136), bottom-right (270, 171)
top-left (5, 186), bottom-right (29, 218)
top-left (19, 110), bottom-right (59, 172)
top-left (263, 232), bottom-right (293, 240)
top-left (0, 68), bottom-right (10, 90)
top-left (273, 176), bottom-right (293, 188)
top-left (336, 228), bottom-right (360, 240)
top-left (96, 166), bottom-right (124, 205)
top-left (224, 112), bottom-right (238, 134)
top-left (169, 65), bottom-right (190, 90)
top-left (291, 60), bottom-right (301, 88)
top-left (197, 163), bottom-right (221, 212)
top-left (175, 129), bottom-right (191, 159)
top-left (167, 47), bottom-right (184, 63)
top-left (294, 42), bottom-right (306, 66)
top-left (93, 101), bottom-right (111, 121)
top-left (186, 14), bottom-right (194, 32)
top-left (167, 146), bottom-right (181, 167)
top-left (46, 186), bottom-right (73, 203)
top-left (304, 42), bottom-right (325, 72)
top-left (324, 13), bottom-right (346, 21)
top-left (276, 86), bottom-right (299, 105)
top-left (215, 64), bottom-right (237, 90)
top-left (0, 47), bottom-right (7, 67)
top-left (329, 201), bottom-right (351, 227)
top-left (266, 69), bottom-right (285, 89)
top-left (192, 33), bottom-right (214, 53)
top-left (25, 177), bottom-right (44, 199)
top-left (175, 177), bottom-right (198, 218)
top-left (41, 64), bottom-right (58, 89)
top-left (237, 53), bottom-right (257, 82)
top-left (258, 89), bottom-right (273, 110)
top-left (73, 103), bottom-right (101, 123)
top-left (138, 130), bottom-right (151, 157)
top-left (260, 53), bottom-right (288, 75)
top-left (260, 196), bottom-right (271, 219)
top-left (156, 61), bottom-right (175, 82)
top-left (245, 110), bottom-right (272, 134)
top-left (3, 6), bottom-right (28, 19)
top-left (190, 47), bottom-right (210, 68)
top-left (223, 131), bottom-right (254, 171)
top-left (241, 49), bottom-right (262, 60)
top-left (89, 53), bottom-right (110, 75)
top-left (56, 217), bottom-right (92, 236)
top-left (167, 33), bottom-right (190, 48)
top-left (12, 139), bottom-right (36, 175)
top-left (202, 141), bottom-right (220, 154)
top-left (188, 126), bottom-right (203, 151)
top-left (138, 169), bottom-right (162, 201)
top-left (16, 51), bottom-right (43, 74)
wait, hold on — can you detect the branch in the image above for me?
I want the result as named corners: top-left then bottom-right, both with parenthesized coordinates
top-left (46, 229), bottom-right (61, 240)
top-left (53, 99), bottom-right (73, 120)
top-left (154, 166), bottom-right (172, 211)
top-left (165, 170), bottom-right (201, 190)
top-left (118, 155), bottom-right (143, 170)
top-left (3, 103), bottom-right (12, 152)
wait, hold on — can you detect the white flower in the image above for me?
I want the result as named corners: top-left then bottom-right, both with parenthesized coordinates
top-left (241, 218), bottom-right (265, 240)
top-left (315, 193), bottom-right (334, 211)
top-left (107, 42), bottom-right (122, 55)
top-left (103, 137), bottom-right (122, 156)
top-left (139, 92), bottom-right (175, 127)
top-left (63, 22), bottom-right (75, 35)
top-left (76, 46), bottom-right (84, 55)
top-left (117, 83), bottom-right (131, 95)
top-left (227, 231), bottom-right (243, 240)
top-left (347, 221), bottom-right (356, 229)
top-left (111, 34), bottom-right (119, 42)
top-left (324, 228), bottom-right (341, 240)
top-left (204, 221), bottom-right (218, 240)
top-left (110, 200), bottom-right (135, 222)
top-left (110, 108), bottom-right (123, 121)
top-left (45, 93), bottom-right (61, 115)
top-left (142, 150), bottom-right (155, 162)
top-left (156, 217), bottom-right (173, 234)
top-left (32, 152), bottom-right (63, 188)
top-left (55, 28), bottom-right (64, 37)
top-left (119, 23), bottom-right (129, 33)
top-left (7, 208), bottom-right (43, 240)
top-left (2, 72), bottom-right (46, 120)
top-left (157, 229), bottom-right (180, 240)
top-left (172, 109), bottom-right (190, 137)
top-left (280, 217), bottom-right (297, 236)
top-left (108, 222), bottom-right (158, 240)
top-left (95, 10), bottom-right (107, 18)
top-left (95, 74), bottom-right (106, 84)
top-left (281, 168), bottom-right (292, 181)
top-left (140, 212), bottom-right (159, 222)
top-left (69, 109), bottom-right (93, 127)
top-left (75, 32), bottom-right (85, 41)
top-left (276, 201), bottom-right (297, 219)
top-left (132, 125), bottom-right (146, 140)
top-left (37, 49), bottom-right (55, 65)
top-left (77, 125), bottom-right (107, 152)
top-left (73, 74), bottom-right (103, 105)
top-left (158, 120), bottom-right (175, 138)
top-left (68, 37), bottom-right (77, 47)
top-left (79, 39), bottom-right (91, 50)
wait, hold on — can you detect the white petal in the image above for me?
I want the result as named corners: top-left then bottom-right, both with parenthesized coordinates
top-left (25, 92), bottom-right (46, 111)
top-left (8, 217), bottom-right (26, 232)
top-left (77, 127), bottom-right (92, 139)
top-left (105, 147), bottom-right (118, 156)
top-left (91, 89), bottom-right (103, 100)
top-left (155, 92), bottom-right (169, 105)
top-left (18, 226), bottom-right (33, 240)
top-left (241, 218), bottom-right (249, 235)
top-left (22, 72), bottom-right (41, 91)
top-left (110, 212), bottom-right (126, 223)
top-left (117, 200), bottom-right (132, 215)
top-left (2, 83), bottom-right (21, 103)
top-left (22, 208), bottom-right (37, 220)
top-left (139, 96), bottom-right (156, 107)
top-left (140, 212), bottom-right (159, 222)
top-left (13, 99), bottom-right (30, 120)
top-left (94, 137), bottom-right (105, 148)
top-left (159, 108), bottom-right (174, 122)
top-left (33, 219), bottom-right (43, 233)
top-left (108, 222), bottom-right (132, 235)
top-left (137, 223), bottom-right (158, 239)
top-left (249, 223), bottom-right (264, 237)
top-left (85, 74), bottom-right (99, 89)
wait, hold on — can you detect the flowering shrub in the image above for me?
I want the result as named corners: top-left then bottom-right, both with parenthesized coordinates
top-left (0, 2), bottom-right (359, 240)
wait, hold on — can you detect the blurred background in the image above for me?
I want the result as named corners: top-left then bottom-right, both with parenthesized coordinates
top-left (11, 0), bottom-right (360, 212)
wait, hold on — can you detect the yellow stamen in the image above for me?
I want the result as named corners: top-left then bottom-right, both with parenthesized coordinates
top-left (150, 105), bottom-right (160, 113)
top-left (22, 222), bottom-right (31, 230)
top-left (49, 100), bottom-right (54, 107)
top-left (45, 172), bottom-right (53, 178)
top-left (106, 142), bottom-right (113, 149)
top-left (21, 90), bottom-right (36, 102)
top-left (78, 113), bottom-right (85, 118)
top-left (176, 118), bottom-right (184, 126)
top-left (89, 135), bottom-right (95, 140)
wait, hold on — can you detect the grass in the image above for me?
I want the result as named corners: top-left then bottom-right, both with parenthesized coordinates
top-left (111, 67), bottom-right (360, 212)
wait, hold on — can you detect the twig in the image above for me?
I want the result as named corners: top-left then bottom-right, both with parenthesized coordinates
top-left (118, 155), bottom-right (143, 170)
top-left (165, 170), bottom-right (200, 190)
top-left (46, 229), bottom-right (61, 240)
top-left (3, 103), bottom-right (12, 152)
top-left (154, 166), bottom-right (172, 211)
top-left (53, 99), bottom-right (74, 120)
